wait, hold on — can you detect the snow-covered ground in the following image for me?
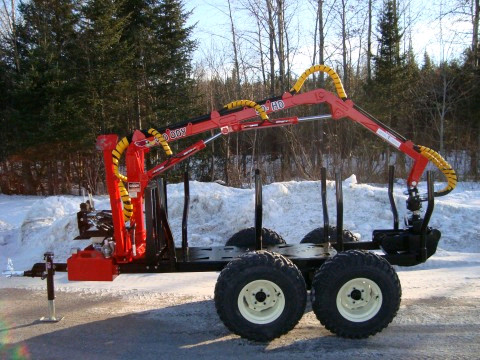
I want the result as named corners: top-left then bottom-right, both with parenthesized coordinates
top-left (0, 176), bottom-right (479, 295)
top-left (1, 176), bottom-right (479, 358)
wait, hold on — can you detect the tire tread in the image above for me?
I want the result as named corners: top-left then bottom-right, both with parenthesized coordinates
top-left (215, 250), bottom-right (306, 341)
top-left (311, 250), bottom-right (401, 339)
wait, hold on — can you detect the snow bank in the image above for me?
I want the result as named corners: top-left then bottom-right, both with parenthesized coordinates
top-left (0, 177), bottom-right (479, 272)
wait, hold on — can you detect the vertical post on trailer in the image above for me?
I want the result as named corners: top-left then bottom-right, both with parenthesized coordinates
top-left (182, 171), bottom-right (190, 261)
top-left (157, 178), bottom-right (177, 268)
top-left (388, 166), bottom-right (399, 230)
top-left (320, 167), bottom-right (330, 243)
top-left (335, 172), bottom-right (344, 252)
top-left (163, 177), bottom-right (168, 219)
top-left (145, 184), bottom-right (156, 265)
top-left (254, 169), bottom-right (263, 250)
top-left (420, 171), bottom-right (435, 262)
top-left (40, 252), bottom-right (63, 322)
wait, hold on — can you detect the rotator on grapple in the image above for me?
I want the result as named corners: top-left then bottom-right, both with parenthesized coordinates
top-left (24, 65), bottom-right (457, 341)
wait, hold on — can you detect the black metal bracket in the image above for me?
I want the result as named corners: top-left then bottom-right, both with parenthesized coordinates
top-left (157, 178), bottom-right (176, 267)
top-left (335, 171), bottom-right (344, 252)
top-left (320, 167), bottom-right (330, 243)
top-left (255, 169), bottom-right (263, 251)
top-left (388, 166), bottom-right (399, 230)
top-left (419, 171), bottom-right (435, 262)
top-left (182, 171), bottom-right (190, 261)
top-left (145, 177), bottom-right (176, 269)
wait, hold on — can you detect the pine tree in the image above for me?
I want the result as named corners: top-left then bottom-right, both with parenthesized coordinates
top-left (13, 0), bottom-right (83, 152)
top-left (366, 0), bottom-right (412, 180)
top-left (422, 52), bottom-right (434, 73)
top-left (372, 0), bottom-right (405, 126)
top-left (78, 0), bottom-right (134, 137)
top-left (119, 0), bottom-right (197, 130)
top-left (152, 0), bottom-right (197, 124)
top-left (0, 51), bottom-right (14, 161)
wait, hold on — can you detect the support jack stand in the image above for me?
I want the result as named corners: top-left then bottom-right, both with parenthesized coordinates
top-left (39, 252), bottom-right (63, 323)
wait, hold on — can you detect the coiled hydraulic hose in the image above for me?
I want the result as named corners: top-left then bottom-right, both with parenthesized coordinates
top-left (112, 137), bottom-right (129, 183)
top-left (111, 137), bottom-right (133, 221)
top-left (418, 145), bottom-right (457, 196)
top-left (112, 129), bottom-right (172, 221)
top-left (118, 180), bottom-right (133, 220)
top-left (147, 128), bottom-right (173, 156)
top-left (223, 100), bottom-right (269, 122)
top-left (290, 64), bottom-right (347, 100)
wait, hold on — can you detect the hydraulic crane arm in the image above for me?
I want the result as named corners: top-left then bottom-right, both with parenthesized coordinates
top-left (113, 65), bottom-right (456, 195)
top-left (96, 65), bottom-right (456, 263)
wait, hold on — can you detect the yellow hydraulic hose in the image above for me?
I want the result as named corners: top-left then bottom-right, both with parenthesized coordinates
top-left (418, 145), bottom-right (457, 196)
top-left (118, 180), bottom-right (134, 221)
top-left (112, 137), bottom-right (129, 183)
top-left (290, 64), bottom-right (347, 99)
top-left (111, 137), bottom-right (133, 221)
top-left (223, 100), bottom-right (269, 122)
top-left (112, 129), bottom-right (172, 221)
top-left (147, 128), bottom-right (173, 156)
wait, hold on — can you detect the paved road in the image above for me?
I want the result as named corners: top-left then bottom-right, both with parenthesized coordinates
top-left (1, 288), bottom-right (479, 359)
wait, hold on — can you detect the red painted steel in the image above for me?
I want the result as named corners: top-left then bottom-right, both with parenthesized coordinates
top-left (69, 87), bottom-right (430, 278)
top-left (67, 250), bottom-right (118, 281)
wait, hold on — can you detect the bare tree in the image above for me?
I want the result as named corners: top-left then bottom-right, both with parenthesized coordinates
top-left (417, 63), bottom-right (466, 155)
top-left (255, 10), bottom-right (268, 86)
top-left (266, 0), bottom-right (276, 95)
top-left (310, 0), bottom-right (337, 84)
top-left (367, 0), bottom-right (373, 80)
top-left (227, 0), bottom-right (242, 96)
top-left (0, 0), bottom-right (20, 72)
top-left (473, 0), bottom-right (479, 67)
top-left (340, 0), bottom-right (348, 88)
top-left (276, 0), bottom-right (286, 89)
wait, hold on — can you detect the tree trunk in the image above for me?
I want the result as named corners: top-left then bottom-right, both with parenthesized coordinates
top-left (9, 0), bottom-right (20, 72)
top-left (255, 14), bottom-right (267, 87)
top-left (224, 137), bottom-right (230, 185)
top-left (227, 0), bottom-right (241, 96)
top-left (284, 10), bottom-right (291, 89)
top-left (367, 0), bottom-right (373, 80)
top-left (210, 131), bottom-right (215, 181)
top-left (21, 160), bottom-right (35, 195)
top-left (318, 0), bottom-right (325, 86)
top-left (266, 0), bottom-right (276, 95)
top-left (439, 70), bottom-right (447, 155)
top-left (312, 2), bottom-right (318, 68)
top-left (341, 0), bottom-right (348, 91)
top-left (276, 0), bottom-right (285, 91)
top-left (473, 0), bottom-right (479, 67)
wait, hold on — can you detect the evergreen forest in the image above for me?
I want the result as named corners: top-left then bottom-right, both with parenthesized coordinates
top-left (0, 0), bottom-right (479, 194)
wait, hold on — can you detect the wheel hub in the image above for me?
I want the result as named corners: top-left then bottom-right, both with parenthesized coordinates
top-left (350, 289), bottom-right (362, 301)
top-left (255, 291), bottom-right (267, 302)
top-left (336, 278), bottom-right (383, 322)
top-left (237, 280), bottom-right (285, 324)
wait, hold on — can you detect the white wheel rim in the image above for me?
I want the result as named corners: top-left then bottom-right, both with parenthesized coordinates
top-left (336, 277), bottom-right (383, 322)
top-left (237, 280), bottom-right (285, 324)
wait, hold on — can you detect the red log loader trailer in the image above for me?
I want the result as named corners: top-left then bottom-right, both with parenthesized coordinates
top-left (22, 65), bottom-right (457, 341)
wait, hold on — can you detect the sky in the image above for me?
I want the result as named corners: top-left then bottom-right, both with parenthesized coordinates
top-left (184, 0), bottom-right (473, 76)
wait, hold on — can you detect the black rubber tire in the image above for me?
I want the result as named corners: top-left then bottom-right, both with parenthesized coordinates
top-left (300, 227), bottom-right (357, 290)
top-left (311, 250), bottom-right (401, 339)
top-left (300, 225), bottom-right (358, 244)
top-left (225, 227), bottom-right (286, 247)
top-left (214, 250), bottom-right (307, 342)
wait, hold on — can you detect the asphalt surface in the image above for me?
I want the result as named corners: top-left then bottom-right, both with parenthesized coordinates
top-left (1, 288), bottom-right (479, 359)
